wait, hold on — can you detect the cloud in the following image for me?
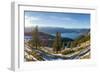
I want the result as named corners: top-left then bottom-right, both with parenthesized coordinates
top-left (49, 15), bottom-right (75, 22)
top-left (25, 15), bottom-right (40, 27)
top-left (25, 15), bottom-right (40, 21)
top-left (61, 17), bottom-right (73, 21)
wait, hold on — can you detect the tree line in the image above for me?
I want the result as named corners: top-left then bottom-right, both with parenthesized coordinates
top-left (28, 26), bottom-right (90, 54)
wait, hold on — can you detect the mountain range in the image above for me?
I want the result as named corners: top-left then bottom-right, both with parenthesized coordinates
top-left (25, 27), bottom-right (90, 34)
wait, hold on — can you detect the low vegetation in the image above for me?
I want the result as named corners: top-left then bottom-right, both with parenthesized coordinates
top-left (25, 26), bottom-right (90, 61)
top-left (61, 49), bottom-right (75, 55)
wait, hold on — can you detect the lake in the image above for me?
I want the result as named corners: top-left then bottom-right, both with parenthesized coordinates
top-left (24, 32), bottom-right (83, 40)
top-left (51, 32), bottom-right (83, 39)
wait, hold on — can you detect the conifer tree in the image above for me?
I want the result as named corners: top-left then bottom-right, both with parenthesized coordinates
top-left (62, 42), bottom-right (65, 50)
top-left (53, 32), bottom-right (62, 53)
top-left (66, 41), bottom-right (70, 48)
top-left (31, 26), bottom-right (41, 49)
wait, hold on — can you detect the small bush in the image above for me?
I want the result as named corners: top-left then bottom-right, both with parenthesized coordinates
top-left (61, 49), bottom-right (75, 55)
top-left (31, 51), bottom-right (44, 61)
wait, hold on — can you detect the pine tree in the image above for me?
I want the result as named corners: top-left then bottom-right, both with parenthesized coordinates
top-left (31, 26), bottom-right (41, 49)
top-left (70, 42), bottom-right (73, 49)
top-left (62, 42), bottom-right (65, 50)
top-left (66, 41), bottom-right (71, 48)
top-left (53, 32), bottom-right (62, 53)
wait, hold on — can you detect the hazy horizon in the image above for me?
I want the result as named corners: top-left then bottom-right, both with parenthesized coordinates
top-left (25, 26), bottom-right (90, 29)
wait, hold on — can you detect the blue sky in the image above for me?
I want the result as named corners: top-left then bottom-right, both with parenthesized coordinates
top-left (25, 11), bottom-right (90, 29)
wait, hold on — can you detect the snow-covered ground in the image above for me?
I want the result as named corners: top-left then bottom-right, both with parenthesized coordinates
top-left (24, 40), bottom-right (90, 61)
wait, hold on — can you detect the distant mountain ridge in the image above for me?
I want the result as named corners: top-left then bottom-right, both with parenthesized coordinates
top-left (25, 27), bottom-right (90, 34)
